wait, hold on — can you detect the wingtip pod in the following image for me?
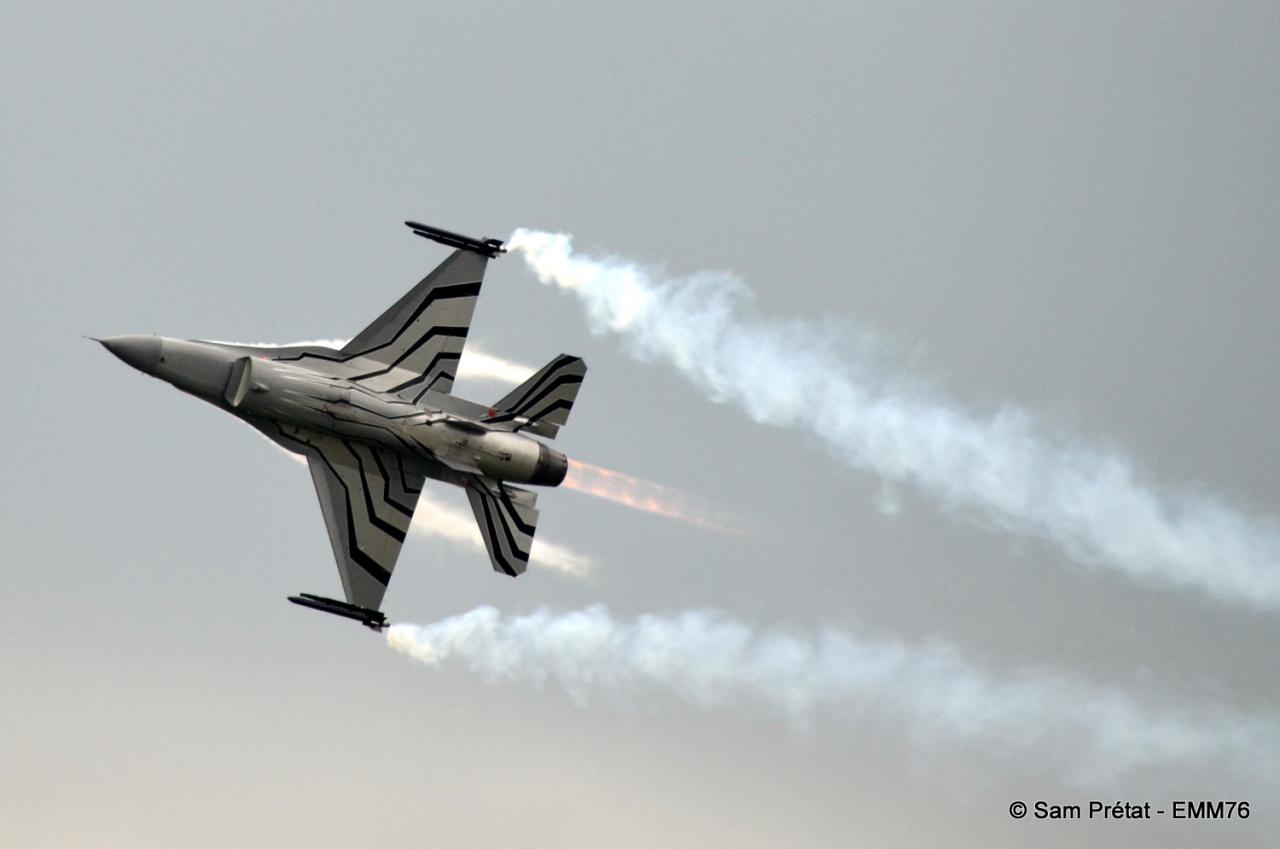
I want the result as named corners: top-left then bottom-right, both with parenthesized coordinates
top-left (288, 593), bottom-right (389, 632)
top-left (405, 221), bottom-right (506, 258)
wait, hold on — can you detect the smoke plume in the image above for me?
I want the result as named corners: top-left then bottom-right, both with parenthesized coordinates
top-left (456, 346), bottom-right (539, 385)
top-left (507, 229), bottom-right (1280, 611)
top-left (388, 605), bottom-right (1274, 787)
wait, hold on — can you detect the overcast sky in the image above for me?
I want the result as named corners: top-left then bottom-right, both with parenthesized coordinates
top-left (4, 3), bottom-right (1277, 847)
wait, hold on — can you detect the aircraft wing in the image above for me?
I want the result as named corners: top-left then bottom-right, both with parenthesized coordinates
top-left (260, 423), bottom-right (424, 611)
top-left (267, 247), bottom-right (490, 401)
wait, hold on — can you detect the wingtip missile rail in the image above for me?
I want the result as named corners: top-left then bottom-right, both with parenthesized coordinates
top-left (288, 593), bottom-right (389, 632)
top-left (405, 221), bottom-right (506, 258)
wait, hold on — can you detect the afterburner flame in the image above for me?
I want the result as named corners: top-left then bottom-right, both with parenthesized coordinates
top-left (563, 459), bottom-right (740, 533)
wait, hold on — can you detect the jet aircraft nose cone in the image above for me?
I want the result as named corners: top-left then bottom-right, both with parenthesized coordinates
top-left (100, 335), bottom-right (163, 374)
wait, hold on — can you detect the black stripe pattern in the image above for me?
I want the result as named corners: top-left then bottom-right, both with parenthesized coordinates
top-left (263, 422), bottom-right (425, 610)
top-left (465, 480), bottom-right (539, 577)
top-left (272, 250), bottom-right (488, 398)
top-left (484, 354), bottom-right (587, 440)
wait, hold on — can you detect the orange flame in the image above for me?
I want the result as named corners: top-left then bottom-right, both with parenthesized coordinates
top-left (562, 460), bottom-right (742, 533)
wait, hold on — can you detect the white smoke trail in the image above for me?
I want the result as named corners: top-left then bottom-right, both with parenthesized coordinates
top-left (508, 229), bottom-right (1280, 611)
top-left (456, 347), bottom-right (538, 385)
top-left (270, 445), bottom-right (593, 577)
top-left (388, 605), bottom-right (1275, 787)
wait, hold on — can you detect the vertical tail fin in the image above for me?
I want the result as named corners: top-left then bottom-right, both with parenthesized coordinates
top-left (484, 354), bottom-right (586, 440)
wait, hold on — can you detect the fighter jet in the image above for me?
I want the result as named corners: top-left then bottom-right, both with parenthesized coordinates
top-left (100, 222), bottom-right (586, 631)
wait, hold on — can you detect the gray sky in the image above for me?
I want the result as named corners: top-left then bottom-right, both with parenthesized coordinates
top-left (4, 2), bottom-right (1277, 846)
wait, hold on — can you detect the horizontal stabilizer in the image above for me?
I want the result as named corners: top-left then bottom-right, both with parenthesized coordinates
top-left (465, 480), bottom-right (539, 577)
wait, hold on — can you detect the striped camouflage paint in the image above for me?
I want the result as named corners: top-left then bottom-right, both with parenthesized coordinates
top-left (270, 249), bottom-right (488, 401)
top-left (484, 354), bottom-right (587, 440)
top-left (465, 482), bottom-right (540, 577)
top-left (265, 423), bottom-right (424, 611)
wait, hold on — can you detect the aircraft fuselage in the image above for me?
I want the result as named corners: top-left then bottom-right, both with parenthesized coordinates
top-left (101, 335), bottom-right (568, 487)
